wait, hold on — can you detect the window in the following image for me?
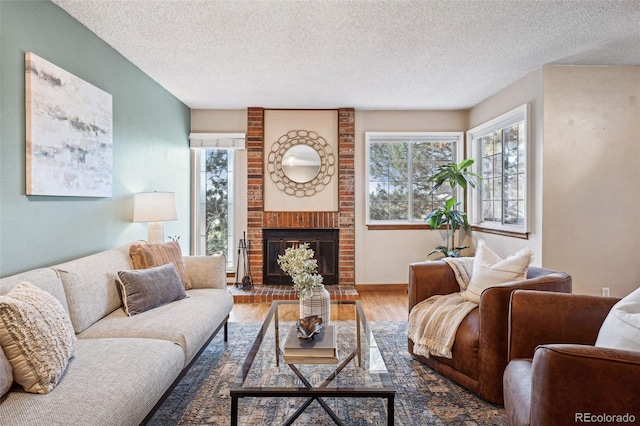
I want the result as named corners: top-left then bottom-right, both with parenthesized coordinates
top-left (366, 132), bottom-right (463, 224)
top-left (466, 104), bottom-right (529, 233)
top-left (194, 148), bottom-right (234, 265)
top-left (190, 133), bottom-right (245, 270)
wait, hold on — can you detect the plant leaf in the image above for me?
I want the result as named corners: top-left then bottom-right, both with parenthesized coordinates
top-left (426, 210), bottom-right (445, 229)
top-left (445, 197), bottom-right (456, 209)
top-left (428, 246), bottom-right (449, 257)
top-left (458, 158), bottom-right (474, 169)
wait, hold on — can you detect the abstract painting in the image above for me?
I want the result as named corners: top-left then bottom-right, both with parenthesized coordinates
top-left (25, 52), bottom-right (113, 197)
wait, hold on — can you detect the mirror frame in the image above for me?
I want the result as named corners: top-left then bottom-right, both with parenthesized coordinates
top-left (267, 130), bottom-right (336, 197)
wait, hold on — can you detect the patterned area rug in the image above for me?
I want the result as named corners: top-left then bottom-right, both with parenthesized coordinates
top-left (149, 321), bottom-right (505, 425)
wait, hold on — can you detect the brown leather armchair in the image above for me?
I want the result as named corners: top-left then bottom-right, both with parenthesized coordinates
top-left (503, 290), bottom-right (640, 426)
top-left (408, 260), bottom-right (572, 404)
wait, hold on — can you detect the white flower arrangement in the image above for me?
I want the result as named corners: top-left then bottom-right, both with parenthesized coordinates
top-left (277, 243), bottom-right (324, 298)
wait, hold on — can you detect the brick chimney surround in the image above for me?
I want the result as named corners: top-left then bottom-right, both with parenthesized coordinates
top-left (245, 108), bottom-right (356, 292)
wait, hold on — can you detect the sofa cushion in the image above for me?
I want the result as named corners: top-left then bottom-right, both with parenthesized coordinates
top-left (54, 244), bottom-right (133, 333)
top-left (463, 240), bottom-right (533, 303)
top-left (0, 282), bottom-right (76, 394)
top-left (0, 337), bottom-right (184, 426)
top-left (595, 286), bottom-right (640, 351)
top-left (0, 348), bottom-right (12, 398)
top-left (117, 263), bottom-right (187, 316)
top-left (78, 288), bottom-right (233, 365)
top-left (0, 268), bottom-right (68, 312)
top-left (129, 241), bottom-right (192, 290)
top-left (183, 255), bottom-right (227, 289)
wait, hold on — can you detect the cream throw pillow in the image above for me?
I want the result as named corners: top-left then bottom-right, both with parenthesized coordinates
top-left (595, 286), bottom-right (640, 351)
top-left (462, 240), bottom-right (533, 303)
top-left (0, 281), bottom-right (76, 394)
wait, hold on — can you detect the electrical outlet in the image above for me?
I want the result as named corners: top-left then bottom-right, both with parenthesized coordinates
top-left (601, 287), bottom-right (610, 297)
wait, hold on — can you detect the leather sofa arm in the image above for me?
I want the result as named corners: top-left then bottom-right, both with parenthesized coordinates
top-left (183, 255), bottom-right (227, 290)
top-left (508, 290), bottom-right (618, 361)
top-left (530, 344), bottom-right (640, 425)
top-left (475, 271), bottom-right (572, 403)
top-left (408, 260), bottom-right (459, 311)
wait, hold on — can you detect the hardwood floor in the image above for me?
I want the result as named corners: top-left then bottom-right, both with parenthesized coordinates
top-left (229, 288), bottom-right (408, 323)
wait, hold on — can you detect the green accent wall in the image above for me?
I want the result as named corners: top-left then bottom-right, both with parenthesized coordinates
top-left (0, 1), bottom-right (191, 276)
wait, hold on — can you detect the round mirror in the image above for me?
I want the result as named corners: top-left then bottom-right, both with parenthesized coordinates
top-left (282, 145), bottom-right (321, 183)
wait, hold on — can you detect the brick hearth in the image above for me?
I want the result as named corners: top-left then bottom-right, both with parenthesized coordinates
top-left (228, 284), bottom-right (359, 303)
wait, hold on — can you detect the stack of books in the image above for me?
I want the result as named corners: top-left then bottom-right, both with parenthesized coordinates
top-left (283, 325), bottom-right (338, 364)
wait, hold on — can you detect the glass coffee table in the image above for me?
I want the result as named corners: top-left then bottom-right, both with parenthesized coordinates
top-left (230, 300), bottom-right (395, 425)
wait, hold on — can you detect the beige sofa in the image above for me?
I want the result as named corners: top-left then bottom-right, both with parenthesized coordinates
top-left (0, 242), bottom-right (233, 425)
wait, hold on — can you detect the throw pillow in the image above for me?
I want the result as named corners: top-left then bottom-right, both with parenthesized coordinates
top-left (462, 240), bottom-right (533, 303)
top-left (117, 263), bottom-right (187, 316)
top-left (0, 281), bottom-right (76, 394)
top-left (595, 286), bottom-right (640, 351)
top-left (129, 241), bottom-right (192, 290)
top-left (0, 348), bottom-right (12, 398)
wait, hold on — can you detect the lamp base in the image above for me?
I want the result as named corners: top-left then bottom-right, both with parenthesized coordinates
top-left (148, 222), bottom-right (165, 244)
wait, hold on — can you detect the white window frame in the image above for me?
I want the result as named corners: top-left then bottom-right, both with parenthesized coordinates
top-left (466, 104), bottom-right (530, 234)
top-left (189, 133), bottom-right (245, 270)
top-left (365, 132), bottom-right (464, 225)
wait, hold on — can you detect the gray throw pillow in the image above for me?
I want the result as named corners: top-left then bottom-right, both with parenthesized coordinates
top-left (117, 263), bottom-right (187, 316)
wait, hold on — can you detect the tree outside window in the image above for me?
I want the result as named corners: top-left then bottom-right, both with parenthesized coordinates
top-left (366, 133), bottom-right (463, 224)
top-left (194, 148), bottom-right (234, 268)
top-left (205, 149), bottom-right (231, 255)
top-left (467, 104), bottom-right (529, 233)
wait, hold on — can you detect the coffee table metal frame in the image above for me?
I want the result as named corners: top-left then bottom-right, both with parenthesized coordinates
top-left (230, 300), bottom-right (395, 425)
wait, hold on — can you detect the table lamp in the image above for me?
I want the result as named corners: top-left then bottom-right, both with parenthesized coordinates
top-left (133, 192), bottom-right (178, 244)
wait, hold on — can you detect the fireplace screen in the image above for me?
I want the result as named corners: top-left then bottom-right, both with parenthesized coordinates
top-left (263, 229), bottom-right (339, 285)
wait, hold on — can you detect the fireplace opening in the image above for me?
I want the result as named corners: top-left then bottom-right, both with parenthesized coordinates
top-left (263, 228), bottom-right (339, 285)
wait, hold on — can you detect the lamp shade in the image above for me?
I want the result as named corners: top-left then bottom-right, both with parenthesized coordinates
top-left (133, 192), bottom-right (178, 223)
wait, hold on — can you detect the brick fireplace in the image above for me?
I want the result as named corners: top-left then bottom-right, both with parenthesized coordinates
top-left (263, 228), bottom-right (339, 285)
top-left (246, 107), bottom-right (355, 286)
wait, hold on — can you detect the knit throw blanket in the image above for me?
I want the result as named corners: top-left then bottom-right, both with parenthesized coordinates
top-left (407, 257), bottom-right (478, 359)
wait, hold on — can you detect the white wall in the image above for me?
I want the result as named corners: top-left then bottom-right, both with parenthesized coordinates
top-left (191, 67), bottom-right (640, 296)
top-left (191, 109), bottom-right (247, 132)
top-left (542, 66), bottom-right (640, 297)
top-left (355, 72), bottom-right (545, 285)
top-left (468, 68), bottom-right (544, 264)
top-left (354, 110), bottom-right (469, 284)
top-left (192, 108), bottom-right (472, 285)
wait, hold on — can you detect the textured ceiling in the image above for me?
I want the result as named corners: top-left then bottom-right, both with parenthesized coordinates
top-left (52, 0), bottom-right (640, 110)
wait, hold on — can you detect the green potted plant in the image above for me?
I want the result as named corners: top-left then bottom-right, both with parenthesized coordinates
top-left (425, 158), bottom-right (480, 258)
